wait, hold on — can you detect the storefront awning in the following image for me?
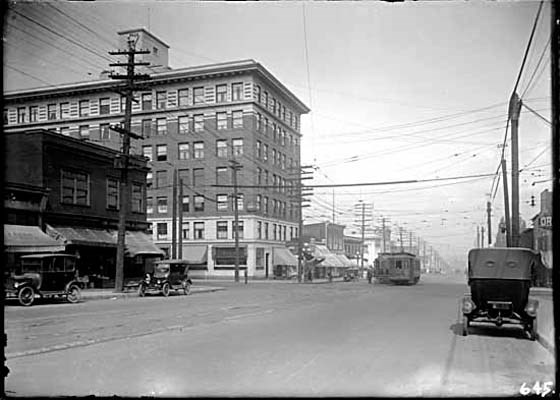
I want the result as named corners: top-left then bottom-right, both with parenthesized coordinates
top-left (182, 245), bottom-right (208, 264)
top-left (273, 247), bottom-right (298, 267)
top-left (4, 224), bottom-right (67, 253)
top-left (124, 231), bottom-right (165, 257)
top-left (46, 225), bottom-right (116, 248)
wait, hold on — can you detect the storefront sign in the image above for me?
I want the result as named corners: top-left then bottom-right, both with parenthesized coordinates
top-left (539, 215), bottom-right (552, 229)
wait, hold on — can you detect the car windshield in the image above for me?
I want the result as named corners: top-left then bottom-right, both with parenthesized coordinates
top-left (154, 264), bottom-right (170, 276)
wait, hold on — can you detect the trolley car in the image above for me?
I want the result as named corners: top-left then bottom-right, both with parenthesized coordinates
top-left (373, 252), bottom-right (421, 285)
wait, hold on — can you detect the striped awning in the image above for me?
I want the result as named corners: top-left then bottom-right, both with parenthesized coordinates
top-left (273, 247), bottom-right (298, 266)
top-left (4, 224), bottom-right (66, 253)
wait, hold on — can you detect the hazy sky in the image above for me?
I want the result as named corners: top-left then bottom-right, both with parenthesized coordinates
top-left (3, 0), bottom-right (553, 265)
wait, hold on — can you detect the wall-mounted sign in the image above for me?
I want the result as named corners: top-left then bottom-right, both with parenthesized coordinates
top-left (539, 215), bottom-right (552, 229)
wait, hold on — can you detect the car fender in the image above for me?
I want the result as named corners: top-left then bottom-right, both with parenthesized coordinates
top-left (65, 280), bottom-right (82, 293)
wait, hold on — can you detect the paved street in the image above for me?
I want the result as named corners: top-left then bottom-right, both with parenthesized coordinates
top-left (4, 274), bottom-right (554, 397)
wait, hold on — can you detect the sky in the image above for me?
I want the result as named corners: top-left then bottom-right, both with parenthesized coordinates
top-left (3, 0), bottom-right (553, 267)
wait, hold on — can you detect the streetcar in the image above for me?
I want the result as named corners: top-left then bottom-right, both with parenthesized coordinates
top-left (373, 252), bottom-right (421, 285)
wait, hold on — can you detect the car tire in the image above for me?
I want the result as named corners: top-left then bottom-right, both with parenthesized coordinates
top-left (18, 286), bottom-right (35, 307)
top-left (462, 315), bottom-right (469, 337)
top-left (66, 285), bottom-right (81, 303)
top-left (529, 317), bottom-right (538, 341)
top-left (138, 284), bottom-right (146, 297)
top-left (183, 281), bottom-right (191, 296)
top-left (162, 282), bottom-right (170, 297)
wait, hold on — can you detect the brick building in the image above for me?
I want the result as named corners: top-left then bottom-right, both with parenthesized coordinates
top-left (3, 28), bottom-right (309, 278)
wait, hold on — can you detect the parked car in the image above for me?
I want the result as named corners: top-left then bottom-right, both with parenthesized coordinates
top-left (138, 260), bottom-right (192, 297)
top-left (461, 247), bottom-right (540, 340)
top-left (4, 253), bottom-right (82, 306)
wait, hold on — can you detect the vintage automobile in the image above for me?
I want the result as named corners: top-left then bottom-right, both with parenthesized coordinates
top-left (461, 247), bottom-right (540, 340)
top-left (4, 253), bottom-right (82, 306)
top-left (138, 259), bottom-right (192, 297)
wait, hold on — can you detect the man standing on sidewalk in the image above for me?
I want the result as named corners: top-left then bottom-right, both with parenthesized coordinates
top-left (367, 268), bottom-right (373, 284)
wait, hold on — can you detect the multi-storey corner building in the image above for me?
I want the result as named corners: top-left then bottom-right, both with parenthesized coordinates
top-left (3, 28), bottom-right (309, 278)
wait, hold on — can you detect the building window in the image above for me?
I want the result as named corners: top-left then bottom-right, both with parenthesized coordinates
top-left (99, 98), bottom-right (110, 115)
top-left (157, 197), bottom-right (168, 214)
top-left (216, 140), bottom-right (228, 158)
top-left (157, 223), bottom-right (168, 240)
top-left (178, 143), bottom-right (190, 160)
top-left (273, 224), bottom-right (277, 241)
top-left (48, 104), bottom-right (57, 120)
top-left (232, 110), bottom-right (243, 128)
top-left (178, 89), bottom-right (189, 107)
top-left (233, 193), bottom-right (244, 211)
top-left (61, 169), bottom-right (90, 206)
top-left (232, 138), bottom-right (243, 158)
top-left (156, 144), bottom-right (167, 161)
top-left (263, 144), bottom-right (268, 162)
top-left (147, 197), bottom-right (153, 214)
top-left (263, 196), bottom-right (269, 214)
top-left (216, 84), bottom-right (227, 102)
top-left (257, 221), bottom-right (262, 239)
top-left (232, 82), bottom-right (243, 101)
top-left (59, 102), bottom-right (70, 119)
top-left (264, 222), bottom-right (269, 239)
top-left (106, 178), bottom-right (119, 210)
top-left (256, 85), bottom-right (261, 103)
top-left (256, 141), bottom-right (262, 160)
top-left (178, 116), bottom-right (189, 134)
top-left (264, 91), bottom-right (269, 109)
top-left (216, 167), bottom-right (228, 186)
top-left (194, 114), bottom-right (204, 132)
top-left (217, 221), bottom-right (228, 239)
top-left (193, 142), bottom-right (204, 159)
top-left (131, 183), bottom-right (143, 213)
top-left (194, 195), bottom-right (204, 212)
top-left (217, 194), bottom-right (228, 211)
top-left (29, 106), bottom-right (38, 122)
top-left (142, 119), bottom-right (152, 138)
top-left (142, 145), bottom-right (152, 161)
top-left (79, 125), bottom-right (90, 139)
top-left (156, 170), bottom-right (167, 188)
top-left (257, 113), bottom-right (262, 132)
top-left (178, 168), bottom-right (190, 186)
top-left (232, 221), bottom-right (244, 239)
top-left (272, 149), bottom-right (277, 166)
top-left (100, 123), bottom-right (110, 140)
top-left (182, 222), bottom-right (190, 240)
top-left (156, 118), bottom-right (167, 135)
top-left (216, 112), bottom-right (227, 130)
top-left (120, 96), bottom-right (127, 113)
top-left (146, 172), bottom-right (153, 187)
top-left (16, 107), bottom-right (25, 124)
top-left (194, 222), bottom-right (205, 239)
top-left (193, 168), bottom-right (204, 186)
top-left (78, 100), bottom-right (89, 117)
top-left (156, 91), bottom-right (167, 109)
top-left (193, 87), bottom-right (204, 104)
top-left (142, 93), bottom-right (152, 110)
top-left (263, 117), bottom-right (269, 136)
top-left (182, 196), bottom-right (190, 213)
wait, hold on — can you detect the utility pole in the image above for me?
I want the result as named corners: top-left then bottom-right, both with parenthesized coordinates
top-left (332, 189), bottom-right (335, 224)
top-left (360, 201), bottom-right (365, 275)
top-left (549, 0), bottom-right (559, 390)
top-left (477, 225), bottom-right (480, 247)
top-left (486, 201), bottom-right (492, 246)
top-left (382, 217), bottom-right (386, 253)
top-left (290, 166), bottom-right (313, 283)
top-left (509, 92), bottom-right (522, 247)
top-left (409, 231), bottom-right (413, 253)
top-left (399, 226), bottom-right (404, 252)
top-left (481, 226), bottom-right (485, 248)
top-left (230, 160), bottom-right (242, 282)
top-left (171, 168), bottom-right (178, 259)
top-left (109, 34), bottom-right (150, 292)
top-left (178, 178), bottom-right (183, 259)
top-left (501, 158), bottom-right (512, 247)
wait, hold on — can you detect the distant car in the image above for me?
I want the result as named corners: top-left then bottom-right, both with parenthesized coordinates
top-left (138, 260), bottom-right (192, 297)
top-left (461, 248), bottom-right (539, 340)
top-left (4, 253), bottom-right (82, 306)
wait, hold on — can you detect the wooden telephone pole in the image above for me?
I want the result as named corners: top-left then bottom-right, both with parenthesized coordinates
top-left (109, 34), bottom-right (150, 292)
top-left (230, 160), bottom-right (242, 282)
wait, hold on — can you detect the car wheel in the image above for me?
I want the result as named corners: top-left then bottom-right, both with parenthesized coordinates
top-left (462, 315), bottom-right (469, 337)
top-left (66, 285), bottom-right (81, 303)
top-left (18, 286), bottom-right (35, 307)
top-left (162, 282), bottom-right (170, 297)
top-left (183, 281), bottom-right (191, 295)
top-left (138, 284), bottom-right (146, 297)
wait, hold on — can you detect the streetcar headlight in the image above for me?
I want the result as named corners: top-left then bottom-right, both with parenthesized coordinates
top-left (525, 299), bottom-right (539, 317)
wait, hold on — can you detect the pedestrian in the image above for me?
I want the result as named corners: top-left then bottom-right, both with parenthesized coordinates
top-left (328, 270), bottom-right (333, 283)
top-left (367, 268), bottom-right (372, 284)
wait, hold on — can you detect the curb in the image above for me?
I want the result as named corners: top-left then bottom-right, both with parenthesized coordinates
top-left (537, 333), bottom-right (555, 356)
top-left (80, 287), bottom-right (225, 301)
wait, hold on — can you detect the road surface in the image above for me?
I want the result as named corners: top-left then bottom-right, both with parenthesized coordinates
top-left (4, 274), bottom-right (554, 397)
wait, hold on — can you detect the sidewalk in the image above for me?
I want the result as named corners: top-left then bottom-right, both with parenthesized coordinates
top-left (530, 287), bottom-right (554, 354)
top-left (79, 285), bottom-right (225, 301)
top-left (192, 277), bottom-right (348, 284)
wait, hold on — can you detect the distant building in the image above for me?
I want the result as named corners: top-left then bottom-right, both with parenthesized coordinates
top-left (4, 129), bottom-right (162, 286)
top-left (303, 222), bottom-right (345, 253)
top-left (3, 28), bottom-right (310, 279)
